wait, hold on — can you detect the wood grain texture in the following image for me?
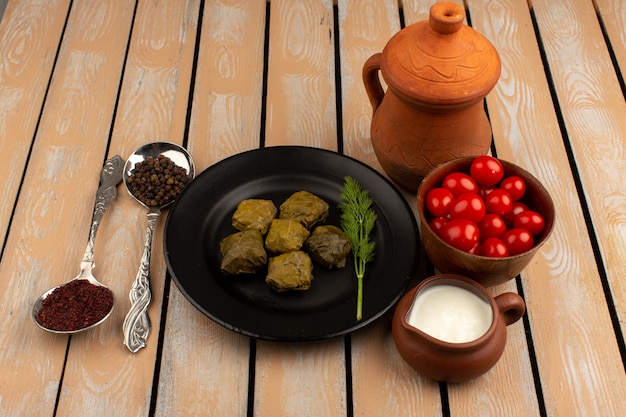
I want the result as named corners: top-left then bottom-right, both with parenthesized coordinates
top-left (0, 0), bottom-right (133, 416)
top-left (350, 317), bottom-right (442, 417)
top-left (52, 1), bottom-right (200, 416)
top-left (255, 340), bottom-right (347, 416)
top-left (337, 1), bottom-right (442, 416)
top-left (156, 286), bottom-right (251, 416)
top-left (595, 0), bottom-right (626, 75)
top-left (337, 0), bottom-right (398, 169)
top-left (532, 0), bottom-right (626, 346)
top-left (469, 0), bottom-right (626, 415)
top-left (264, 0), bottom-right (338, 149)
top-left (155, 0), bottom-right (267, 415)
top-left (0, 0), bottom-right (70, 245)
top-left (187, 0), bottom-right (267, 168)
top-left (255, 1), bottom-right (345, 416)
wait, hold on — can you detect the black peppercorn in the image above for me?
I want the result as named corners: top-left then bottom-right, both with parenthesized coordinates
top-left (127, 155), bottom-right (191, 207)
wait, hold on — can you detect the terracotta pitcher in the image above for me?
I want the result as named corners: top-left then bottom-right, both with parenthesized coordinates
top-left (363, 2), bottom-right (501, 191)
top-left (392, 274), bottom-right (525, 382)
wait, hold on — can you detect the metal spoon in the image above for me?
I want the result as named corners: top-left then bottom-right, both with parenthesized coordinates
top-left (122, 142), bottom-right (195, 353)
top-left (32, 155), bottom-right (124, 334)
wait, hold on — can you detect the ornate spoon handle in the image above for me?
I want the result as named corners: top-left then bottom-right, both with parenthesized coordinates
top-left (123, 208), bottom-right (160, 353)
top-left (82, 155), bottom-right (124, 265)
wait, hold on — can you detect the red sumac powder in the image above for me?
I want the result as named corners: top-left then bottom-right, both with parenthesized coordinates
top-left (37, 279), bottom-right (114, 331)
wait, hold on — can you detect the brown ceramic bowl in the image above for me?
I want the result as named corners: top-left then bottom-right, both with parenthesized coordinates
top-left (417, 157), bottom-right (555, 287)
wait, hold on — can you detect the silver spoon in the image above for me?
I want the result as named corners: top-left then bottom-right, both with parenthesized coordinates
top-left (32, 155), bottom-right (124, 334)
top-left (122, 142), bottom-right (195, 353)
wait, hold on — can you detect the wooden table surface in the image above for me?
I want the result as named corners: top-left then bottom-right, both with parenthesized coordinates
top-left (0, 0), bottom-right (624, 416)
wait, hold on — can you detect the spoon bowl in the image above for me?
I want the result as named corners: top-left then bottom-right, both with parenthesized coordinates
top-left (122, 142), bottom-right (195, 353)
top-left (123, 142), bottom-right (195, 209)
top-left (32, 155), bottom-right (124, 334)
top-left (32, 275), bottom-right (116, 334)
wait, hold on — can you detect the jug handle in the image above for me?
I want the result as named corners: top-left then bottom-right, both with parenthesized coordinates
top-left (494, 292), bottom-right (526, 326)
top-left (363, 53), bottom-right (384, 111)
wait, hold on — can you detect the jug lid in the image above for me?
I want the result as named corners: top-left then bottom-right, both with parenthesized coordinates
top-left (380, 2), bottom-right (501, 105)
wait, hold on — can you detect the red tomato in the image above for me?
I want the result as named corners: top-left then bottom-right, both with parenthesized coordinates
top-left (468, 241), bottom-right (481, 255)
top-left (429, 216), bottom-right (449, 236)
top-left (425, 187), bottom-right (454, 217)
top-left (470, 156), bottom-right (504, 186)
top-left (503, 201), bottom-right (529, 226)
top-left (480, 238), bottom-right (510, 257)
top-left (484, 189), bottom-right (513, 217)
top-left (514, 210), bottom-right (545, 236)
top-left (442, 172), bottom-right (478, 197)
top-left (478, 185), bottom-right (497, 199)
top-left (440, 219), bottom-right (480, 252)
top-left (448, 193), bottom-right (486, 223)
top-left (501, 228), bottom-right (534, 255)
top-left (478, 214), bottom-right (507, 240)
top-left (500, 175), bottom-right (526, 201)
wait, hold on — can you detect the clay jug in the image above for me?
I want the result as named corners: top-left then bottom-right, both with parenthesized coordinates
top-left (363, 2), bottom-right (501, 191)
top-left (391, 274), bottom-right (525, 382)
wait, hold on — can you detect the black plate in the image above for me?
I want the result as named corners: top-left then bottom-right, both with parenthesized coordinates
top-left (164, 146), bottom-right (420, 342)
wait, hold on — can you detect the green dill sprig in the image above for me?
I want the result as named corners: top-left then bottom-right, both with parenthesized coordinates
top-left (339, 176), bottom-right (377, 321)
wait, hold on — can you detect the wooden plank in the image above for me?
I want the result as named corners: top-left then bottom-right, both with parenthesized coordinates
top-left (0, 0), bottom-right (70, 248)
top-left (185, 0), bottom-right (267, 168)
top-left (154, 0), bottom-right (267, 415)
top-left (532, 0), bottom-right (626, 347)
top-left (254, 1), bottom-right (346, 416)
top-left (468, 0), bottom-right (626, 415)
top-left (594, 0), bottom-right (626, 76)
top-left (263, 0), bottom-right (338, 149)
top-left (0, 0), bottom-right (133, 416)
top-left (51, 1), bottom-right (201, 416)
top-left (337, 1), bottom-right (442, 415)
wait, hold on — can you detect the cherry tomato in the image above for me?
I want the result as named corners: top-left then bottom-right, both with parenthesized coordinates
top-left (442, 172), bottom-right (478, 197)
top-left (425, 187), bottom-right (454, 217)
top-left (449, 193), bottom-right (486, 223)
top-left (429, 216), bottom-right (449, 236)
top-left (478, 185), bottom-right (497, 199)
top-left (468, 241), bottom-right (481, 255)
top-left (514, 210), bottom-right (545, 236)
top-left (500, 175), bottom-right (526, 201)
top-left (477, 213), bottom-right (507, 240)
top-left (501, 228), bottom-right (534, 255)
top-left (470, 156), bottom-right (504, 186)
top-left (503, 201), bottom-right (529, 226)
top-left (480, 238), bottom-right (509, 257)
top-left (484, 189), bottom-right (513, 217)
top-left (439, 219), bottom-right (480, 252)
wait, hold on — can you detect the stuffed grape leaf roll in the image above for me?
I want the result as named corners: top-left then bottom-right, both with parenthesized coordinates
top-left (279, 191), bottom-right (329, 228)
top-left (305, 225), bottom-right (352, 269)
top-left (220, 229), bottom-right (267, 275)
top-left (266, 251), bottom-right (314, 291)
top-left (231, 199), bottom-right (277, 234)
top-left (265, 218), bottom-right (310, 254)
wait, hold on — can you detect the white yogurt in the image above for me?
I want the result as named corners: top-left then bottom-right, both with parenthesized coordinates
top-left (407, 284), bottom-right (493, 343)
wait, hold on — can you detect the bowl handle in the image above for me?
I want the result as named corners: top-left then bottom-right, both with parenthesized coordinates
top-left (495, 292), bottom-right (526, 326)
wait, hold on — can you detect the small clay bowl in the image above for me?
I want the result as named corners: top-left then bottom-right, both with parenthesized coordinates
top-left (417, 157), bottom-right (555, 287)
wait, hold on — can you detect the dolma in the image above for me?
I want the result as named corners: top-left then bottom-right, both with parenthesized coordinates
top-left (266, 251), bottom-right (314, 291)
top-left (231, 199), bottom-right (277, 234)
top-left (305, 225), bottom-right (352, 269)
top-left (265, 218), bottom-right (310, 254)
top-left (279, 191), bottom-right (329, 228)
top-left (220, 229), bottom-right (267, 275)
